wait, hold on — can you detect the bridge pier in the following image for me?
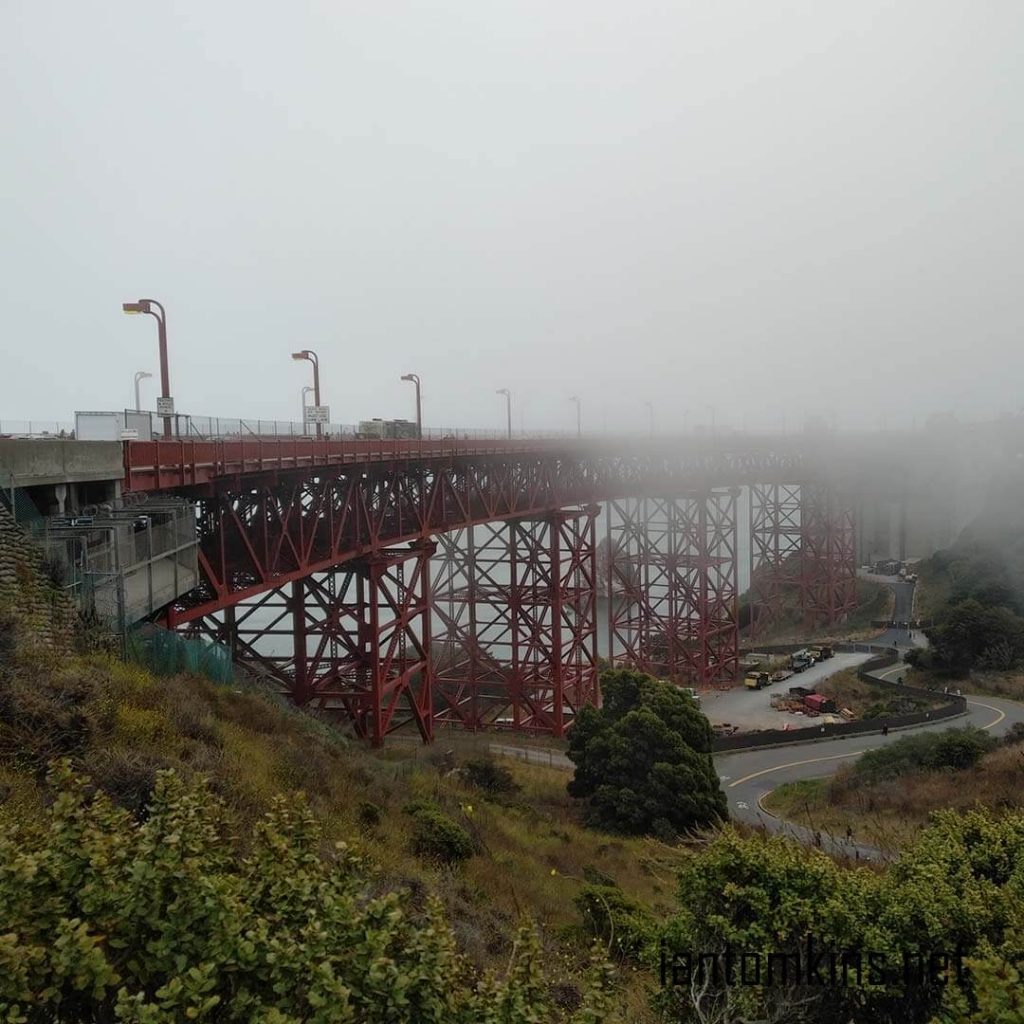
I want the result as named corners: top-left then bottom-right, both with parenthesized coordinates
top-left (432, 505), bottom-right (600, 735)
top-left (188, 541), bottom-right (436, 746)
top-left (748, 483), bottom-right (803, 640)
top-left (606, 490), bottom-right (739, 687)
top-left (800, 484), bottom-right (858, 628)
top-left (748, 483), bottom-right (858, 636)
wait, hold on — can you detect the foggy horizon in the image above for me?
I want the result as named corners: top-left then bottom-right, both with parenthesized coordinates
top-left (3, 2), bottom-right (1022, 434)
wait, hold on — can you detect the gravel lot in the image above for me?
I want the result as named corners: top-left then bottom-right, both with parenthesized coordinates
top-left (699, 651), bottom-right (873, 731)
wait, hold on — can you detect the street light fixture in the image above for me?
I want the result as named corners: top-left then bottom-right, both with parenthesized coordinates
top-left (133, 370), bottom-right (152, 413)
top-left (496, 388), bottom-right (512, 439)
top-left (122, 299), bottom-right (171, 438)
top-left (569, 395), bottom-right (581, 438)
top-left (291, 350), bottom-right (322, 437)
top-left (400, 373), bottom-right (422, 439)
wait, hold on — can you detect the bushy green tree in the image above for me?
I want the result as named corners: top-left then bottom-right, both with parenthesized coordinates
top-left (0, 763), bottom-right (617, 1023)
top-left (566, 669), bottom-right (726, 836)
top-left (927, 599), bottom-right (1024, 674)
top-left (660, 811), bottom-right (1024, 1024)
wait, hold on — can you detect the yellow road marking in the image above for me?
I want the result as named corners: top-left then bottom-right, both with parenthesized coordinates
top-left (729, 751), bottom-right (864, 788)
top-left (969, 699), bottom-right (1005, 730)
top-left (727, 697), bottom-right (1007, 790)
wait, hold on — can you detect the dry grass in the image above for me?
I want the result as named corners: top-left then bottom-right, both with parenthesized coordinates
top-left (0, 650), bottom-right (692, 1020)
top-left (764, 741), bottom-right (1024, 852)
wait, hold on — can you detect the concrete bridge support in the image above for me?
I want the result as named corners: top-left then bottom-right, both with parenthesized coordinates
top-left (606, 491), bottom-right (739, 687)
top-left (432, 505), bottom-right (600, 735)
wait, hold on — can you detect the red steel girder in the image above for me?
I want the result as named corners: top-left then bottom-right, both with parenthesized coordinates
top-left (607, 491), bottom-right (739, 688)
top-left (800, 484), bottom-right (858, 628)
top-left (747, 482), bottom-right (803, 640)
top-left (433, 505), bottom-right (600, 736)
top-left (186, 541), bottom-right (436, 745)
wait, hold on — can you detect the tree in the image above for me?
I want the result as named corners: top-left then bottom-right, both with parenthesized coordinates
top-left (927, 599), bottom-right (1024, 674)
top-left (566, 669), bottom-right (726, 836)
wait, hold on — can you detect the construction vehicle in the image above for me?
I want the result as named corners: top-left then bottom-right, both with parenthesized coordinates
top-left (808, 644), bottom-right (834, 662)
top-left (789, 649), bottom-right (813, 673)
top-left (744, 671), bottom-right (771, 690)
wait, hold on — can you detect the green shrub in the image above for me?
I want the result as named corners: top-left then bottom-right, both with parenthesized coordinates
top-left (853, 727), bottom-right (996, 782)
top-left (0, 763), bottom-right (613, 1023)
top-left (357, 798), bottom-right (383, 828)
top-left (573, 884), bottom-right (654, 960)
top-left (409, 807), bottom-right (475, 864)
top-left (464, 756), bottom-right (519, 795)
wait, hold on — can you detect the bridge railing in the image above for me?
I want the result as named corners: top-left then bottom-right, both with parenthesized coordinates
top-left (127, 410), bottom-right (577, 442)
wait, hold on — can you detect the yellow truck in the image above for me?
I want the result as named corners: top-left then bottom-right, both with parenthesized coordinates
top-left (744, 671), bottom-right (771, 690)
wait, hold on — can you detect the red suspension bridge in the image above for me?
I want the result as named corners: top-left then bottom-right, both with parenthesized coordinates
top-left (123, 434), bottom-right (857, 745)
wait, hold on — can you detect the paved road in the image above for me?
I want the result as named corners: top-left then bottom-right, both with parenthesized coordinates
top-left (718, 688), bottom-right (1024, 858)
top-left (493, 580), bottom-right (1024, 857)
top-left (493, 686), bottom-right (1024, 860)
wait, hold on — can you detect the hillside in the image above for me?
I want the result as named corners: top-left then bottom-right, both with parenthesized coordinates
top-left (0, 562), bottom-right (684, 1020)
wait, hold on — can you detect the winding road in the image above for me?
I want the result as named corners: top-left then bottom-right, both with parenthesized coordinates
top-left (493, 579), bottom-right (1024, 858)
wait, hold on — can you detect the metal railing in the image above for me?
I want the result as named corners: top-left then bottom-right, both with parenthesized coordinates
top-left (0, 420), bottom-right (75, 438)
top-left (130, 410), bottom-right (578, 441)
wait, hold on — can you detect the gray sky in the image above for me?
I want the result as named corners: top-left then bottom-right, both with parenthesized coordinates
top-left (2, 1), bottom-right (1021, 434)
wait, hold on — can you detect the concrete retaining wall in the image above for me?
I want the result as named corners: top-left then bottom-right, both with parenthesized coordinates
top-left (0, 439), bottom-right (123, 487)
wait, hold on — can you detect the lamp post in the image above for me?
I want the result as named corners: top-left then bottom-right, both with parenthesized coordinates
top-left (291, 350), bottom-right (321, 437)
top-left (496, 388), bottom-right (512, 439)
top-left (569, 395), bottom-right (581, 437)
top-left (122, 299), bottom-right (171, 438)
top-left (401, 373), bottom-right (422, 439)
top-left (301, 385), bottom-right (314, 429)
top-left (133, 370), bottom-right (152, 413)
top-left (645, 400), bottom-right (654, 438)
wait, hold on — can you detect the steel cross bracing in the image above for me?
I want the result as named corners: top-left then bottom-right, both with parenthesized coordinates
top-left (186, 541), bottom-right (436, 745)
top-left (800, 484), bottom-right (858, 627)
top-left (126, 438), bottom-right (857, 743)
top-left (606, 491), bottom-right (740, 688)
top-left (747, 482), bottom-right (804, 639)
top-left (432, 506), bottom-right (599, 736)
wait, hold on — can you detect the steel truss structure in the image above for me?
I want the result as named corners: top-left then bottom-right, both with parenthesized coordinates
top-left (748, 483), bottom-right (804, 639)
top-left (800, 484), bottom-right (858, 627)
top-left (186, 541), bottom-right (436, 745)
top-left (432, 506), bottom-right (600, 736)
top-left (606, 491), bottom-right (739, 687)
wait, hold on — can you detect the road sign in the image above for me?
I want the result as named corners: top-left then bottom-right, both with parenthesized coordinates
top-left (156, 397), bottom-right (175, 416)
top-left (306, 405), bottom-right (330, 424)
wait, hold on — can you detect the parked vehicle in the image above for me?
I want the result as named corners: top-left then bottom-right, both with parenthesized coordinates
top-left (789, 649), bottom-right (813, 673)
top-left (744, 671), bottom-right (771, 690)
top-left (809, 644), bottom-right (834, 662)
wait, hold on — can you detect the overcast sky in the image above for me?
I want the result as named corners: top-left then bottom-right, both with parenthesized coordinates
top-left (2, 2), bottom-right (1021, 434)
